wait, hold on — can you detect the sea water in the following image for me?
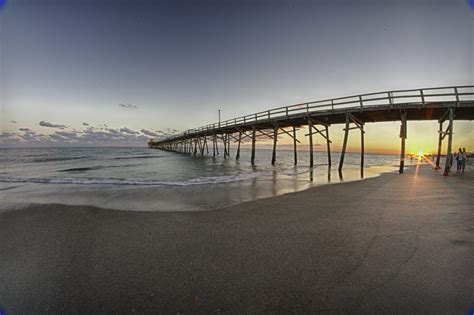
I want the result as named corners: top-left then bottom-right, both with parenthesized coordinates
top-left (0, 147), bottom-right (407, 211)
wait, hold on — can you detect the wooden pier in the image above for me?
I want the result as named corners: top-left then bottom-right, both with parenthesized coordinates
top-left (149, 86), bottom-right (474, 175)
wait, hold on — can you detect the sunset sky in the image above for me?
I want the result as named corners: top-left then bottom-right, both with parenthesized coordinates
top-left (0, 0), bottom-right (472, 153)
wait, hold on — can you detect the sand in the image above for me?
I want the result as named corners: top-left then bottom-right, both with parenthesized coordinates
top-left (0, 165), bottom-right (473, 313)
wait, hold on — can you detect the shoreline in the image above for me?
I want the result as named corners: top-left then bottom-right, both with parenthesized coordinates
top-left (0, 162), bottom-right (401, 212)
top-left (1, 165), bottom-right (473, 313)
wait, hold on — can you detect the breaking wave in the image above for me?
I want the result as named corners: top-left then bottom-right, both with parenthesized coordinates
top-left (0, 173), bottom-right (261, 186)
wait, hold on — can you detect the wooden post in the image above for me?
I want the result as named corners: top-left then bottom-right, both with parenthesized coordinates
top-left (435, 122), bottom-right (442, 169)
top-left (193, 138), bottom-right (197, 155)
top-left (251, 127), bottom-right (256, 165)
top-left (223, 134), bottom-right (227, 158)
top-left (360, 124), bottom-right (364, 169)
top-left (204, 137), bottom-right (209, 154)
top-left (399, 112), bottom-right (407, 173)
top-left (308, 119), bottom-right (313, 168)
top-left (293, 126), bottom-right (297, 165)
top-left (199, 137), bottom-right (205, 155)
top-left (271, 125), bottom-right (278, 165)
top-left (236, 131), bottom-right (242, 160)
top-left (339, 112), bottom-right (350, 173)
top-left (216, 134), bottom-right (219, 155)
top-left (213, 134), bottom-right (216, 157)
top-left (227, 133), bottom-right (231, 157)
top-left (325, 125), bottom-right (331, 167)
top-left (443, 108), bottom-right (454, 176)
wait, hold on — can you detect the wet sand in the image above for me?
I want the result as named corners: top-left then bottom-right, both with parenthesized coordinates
top-left (0, 165), bottom-right (473, 313)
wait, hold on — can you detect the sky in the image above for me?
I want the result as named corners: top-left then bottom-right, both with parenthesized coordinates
top-left (0, 0), bottom-right (472, 153)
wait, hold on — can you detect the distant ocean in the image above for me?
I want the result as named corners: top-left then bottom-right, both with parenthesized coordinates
top-left (0, 147), bottom-right (409, 211)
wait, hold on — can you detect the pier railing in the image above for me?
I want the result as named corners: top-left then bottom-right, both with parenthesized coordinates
top-left (163, 85), bottom-right (474, 140)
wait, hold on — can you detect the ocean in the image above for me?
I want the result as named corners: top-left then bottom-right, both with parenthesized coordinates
top-left (0, 147), bottom-right (407, 211)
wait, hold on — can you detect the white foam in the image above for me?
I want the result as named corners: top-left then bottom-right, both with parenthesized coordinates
top-left (0, 173), bottom-right (262, 187)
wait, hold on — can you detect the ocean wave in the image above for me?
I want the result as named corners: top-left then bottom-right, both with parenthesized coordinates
top-left (0, 173), bottom-right (260, 186)
top-left (57, 166), bottom-right (104, 172)
top-left (33, 156), bottom-right (89, 163)
top-left (112, 155), bottom-right (162, 160)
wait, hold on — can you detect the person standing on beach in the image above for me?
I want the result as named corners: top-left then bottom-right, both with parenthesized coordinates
top-left (462, 148), bottom-right (468, 172)
top-left (455, 148), bottom-right (463, 173)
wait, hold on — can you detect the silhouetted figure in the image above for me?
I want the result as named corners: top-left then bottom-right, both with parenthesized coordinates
top-left (462, 148), bottom-right (468, 173)
top-left (455, 148), bottom-right (463, 173)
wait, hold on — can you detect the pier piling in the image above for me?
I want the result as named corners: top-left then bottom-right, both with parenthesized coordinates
top-left (399, 112), bottom-right (407, 173)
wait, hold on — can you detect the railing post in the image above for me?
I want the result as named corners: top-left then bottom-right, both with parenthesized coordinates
top-left (420, 89), bottom-right (425, 105)
top-left (286, 107), bottom-right (289, 118)
top-left (268, 110), bottom-right (271, 120)
top-left (359, 95), bottom-right (363, 108)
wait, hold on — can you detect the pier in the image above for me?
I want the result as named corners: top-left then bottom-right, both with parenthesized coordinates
top-left (148, 86), bottom-right (474, 175)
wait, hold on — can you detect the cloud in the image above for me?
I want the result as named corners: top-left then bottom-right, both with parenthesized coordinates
top-left (140, 129), bottom-right (160, 137)
top-left (10, 120), bottom-right (17, 124)
top-left (120, 127), bottom-right (138, 135)
top-left (108, 128), bottom-right (121, 135)
top-left (55, 131), bottom-right (80, 138)
top-left (1, 123), bottom-right (152, 147)
top-left (39, 121), bottom-right (67, 129)
top-left (83, 122), bottom-right (89, 126)
top-left (118, 103), bottom-right (138, 110)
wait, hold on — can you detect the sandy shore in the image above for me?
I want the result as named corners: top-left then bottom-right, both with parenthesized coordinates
top-left (0, 165), bottom-right (473, 313)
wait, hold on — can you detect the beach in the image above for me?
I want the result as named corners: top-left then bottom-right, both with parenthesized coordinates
top-left (0, 165), bottom-right (473, 313)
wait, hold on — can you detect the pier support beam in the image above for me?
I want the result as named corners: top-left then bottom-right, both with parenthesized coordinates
top-left (308, 119), bottom-right (314, 168)
top-left (443, 108), bottom-right (454, 176)
top-left (360, 124), bottom-right (364, 169)
top-left (338, 113), bottom-right (364, 173)
top-left (223, 134), bottom-right (228, 158)
top-left (325, 125), bottom-right (331, 168)
top-left (435, 122), bottom-right (442, 169)
top-left (227, 133), bottom-right (231, 157)
top-left (271, 124), bottom-right (278, 165)
top-left (293, 126), bottom-right (297, 165)
top-left (338, 113), bottom-right (350, 173)
top-left (236, 131), bottom-right (241, 160)
top-left (251, 127), bottom-right (256, 165)
top-left (212, 134), bottom-right (216, 157)
top-left (399, 112), bottom-right (407, 173)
